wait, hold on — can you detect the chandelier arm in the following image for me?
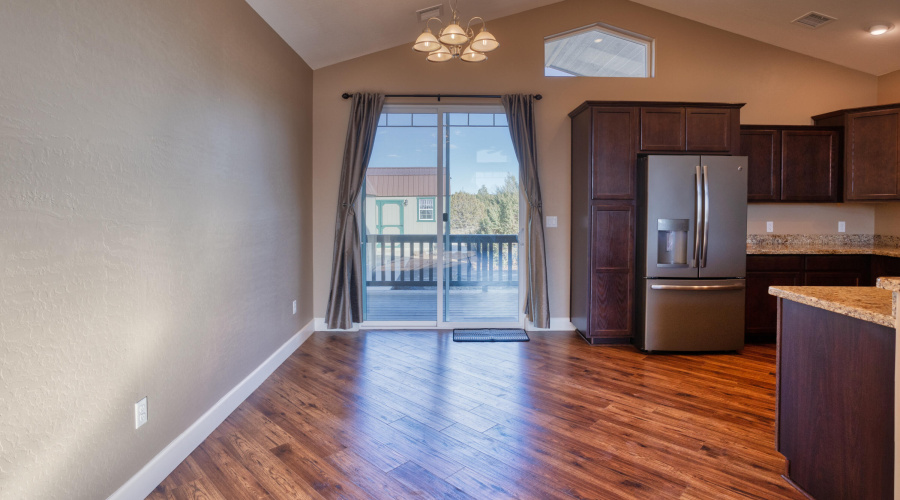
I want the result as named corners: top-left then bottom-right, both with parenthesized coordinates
top-left (466, 16), bottom-right (485, 32)
top-left (425, 17), bottom-right (444, 33)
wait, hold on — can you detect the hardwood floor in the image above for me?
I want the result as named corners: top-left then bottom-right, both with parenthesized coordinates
top-left (148, 331), bottom-right (804, 499)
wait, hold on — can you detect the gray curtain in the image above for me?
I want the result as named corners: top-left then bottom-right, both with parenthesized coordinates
top-left (502, 94), bottom-right (550, 328)
top-left (325, 93), bottom-right (386, 329)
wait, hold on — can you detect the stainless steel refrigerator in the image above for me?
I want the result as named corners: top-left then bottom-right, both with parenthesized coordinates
top-left (636, 155), bottom-right (748, 352)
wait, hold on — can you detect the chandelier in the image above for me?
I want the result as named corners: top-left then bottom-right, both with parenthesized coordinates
top-left (412, 1), bottom-right (499, 63)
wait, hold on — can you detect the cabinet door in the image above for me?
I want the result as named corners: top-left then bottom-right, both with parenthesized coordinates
top-left (640, 107), bottom-right (685, 151)
top-left (781, 130), bottom-right (840, 202)
top-left (871, 255), bottom-right (900, 285)
top-left (591, 107), bottom-right (638, 200)
top-left (803, 272), bottom-right (861, 286)
top-left (745, 270), bottom-right (802, 341)
top-left (590, 204), bottom-right (634, 339)
top-left (685, 108), bottom-right (732, 152)
top-left (741, 129), bottom-right (780, 201)
top-left (804, 254), bottom-right (868, 285)
top-left (845, 108), bottom-right (900, 200)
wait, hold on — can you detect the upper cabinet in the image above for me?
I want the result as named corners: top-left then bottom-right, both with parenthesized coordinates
top-left (640, 105), bottom-right (740, 154)
top-left (740, 126), bottom-right (841, 203)
top-left (813, 103), bottom-right (900, 201)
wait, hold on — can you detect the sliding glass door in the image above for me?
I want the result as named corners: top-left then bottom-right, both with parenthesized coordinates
top-left (362, 105), bottom-right (522, 327)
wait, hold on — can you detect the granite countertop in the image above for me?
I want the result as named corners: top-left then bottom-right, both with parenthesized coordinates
top-left (768, 286), bottom-right (894, 328)
top-left (876, 277), bottom-right (900, 320)
top-left (746, 234), bottom-right (900, 258)
top-left (878, 277), bottom-right (900, 292)
top-left (747, 244), bottom-right (900, 258)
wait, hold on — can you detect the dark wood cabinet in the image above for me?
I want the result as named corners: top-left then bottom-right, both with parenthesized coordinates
top-left (640, 107), bottom-right (684, 151)
top-left (741, 128), bottom-right (780, 201)
top-left (740, 126), bottom-right (841, 202)
top-left (777, 300), bottom-right (894, 499)
top-left (746, 256), bottom-right (803, 343)
top-left (813, 103), bottom-right (900, 201)
top-left (590, 204), bottom-right (634, 339)
top-left (590, 107), bottom-right (638, 200)
top-left (570, 101), bottom-right (743, 344)
top-left (685, 107), bottom-right (734, 152)
top-left (872, 254), bottom-right (900, 281)
top-left (641, 105), bottom-right (740, 154)
top-left (744, 254), bottom-right (888, 342)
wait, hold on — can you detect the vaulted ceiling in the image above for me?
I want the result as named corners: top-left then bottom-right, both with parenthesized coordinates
top-left (246, 0), bottom-right (900, 75)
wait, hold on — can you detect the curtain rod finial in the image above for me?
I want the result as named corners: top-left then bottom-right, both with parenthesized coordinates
top-left (535, 94), bottom-right (542, 100)
top-left (342, 93), bottom-right (352, 99)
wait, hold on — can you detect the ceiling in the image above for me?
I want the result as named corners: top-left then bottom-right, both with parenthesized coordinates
top-left (244, 0), bottom-right (564, 70)
top-left (628, 0), bottom-right (900, 76)
top-left (246, 0), bottom-right (900, 75)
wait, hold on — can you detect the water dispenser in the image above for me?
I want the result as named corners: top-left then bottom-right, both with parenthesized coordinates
top-left (657, 219), bottom-right (688, 267)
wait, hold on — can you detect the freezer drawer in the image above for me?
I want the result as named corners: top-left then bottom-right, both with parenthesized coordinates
top-left (641, 278), bottom-right (745, 352)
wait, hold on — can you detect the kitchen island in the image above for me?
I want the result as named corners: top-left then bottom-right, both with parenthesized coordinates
top-left (769, 283), bottom-right (896, 499)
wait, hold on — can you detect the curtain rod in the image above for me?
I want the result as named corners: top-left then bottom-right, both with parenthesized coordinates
top-left (341, 92), bottom-right (542, 101)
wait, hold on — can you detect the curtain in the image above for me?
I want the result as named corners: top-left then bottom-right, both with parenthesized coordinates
top-left (325, 93), bottom-right (386, 329)
top-left (502, 94), bottom-right (550, 328)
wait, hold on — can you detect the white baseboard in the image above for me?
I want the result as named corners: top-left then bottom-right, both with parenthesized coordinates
top-left (526, 317), bottom-right (575, 331)
top-left (314, 317), bottom-right (360, 332)
top-left (107, 319), bottom-right (316, 500)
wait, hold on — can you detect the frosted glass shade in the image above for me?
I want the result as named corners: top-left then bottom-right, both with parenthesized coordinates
top-left (471, 30), bottom-right (499, 52)
top-left (413, 30), bottom-right (441, 52)
top-left (460, 45), bottom-right (487, 62)
top-left (439, 24), bottom-right (468, 45)
top-left (426, 44), bottom-right (453, 62)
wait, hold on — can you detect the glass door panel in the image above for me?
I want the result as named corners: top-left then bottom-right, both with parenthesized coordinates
top-left (443, 112), bottom-right (520, 323)
top-left (362, 111), bottom-right (439, 322)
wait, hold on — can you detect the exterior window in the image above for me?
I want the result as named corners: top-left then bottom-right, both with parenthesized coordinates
top-left (417, 197), bottom-right (435, 221)
top-left (545, 23), bottom-right (654, 78)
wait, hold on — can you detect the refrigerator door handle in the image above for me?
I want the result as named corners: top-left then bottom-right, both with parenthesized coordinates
top-left (693, 165), bottom-right (702, 268)
top-left (650, 284), bottom-right (745, 291)
top-left (701, 164), bottom-right (710, 268)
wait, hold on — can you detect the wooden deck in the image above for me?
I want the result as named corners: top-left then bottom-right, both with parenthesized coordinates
top-left (365, 287), bottom-right (519, 322)
top-left (148, 332), bottom-right (803, 499)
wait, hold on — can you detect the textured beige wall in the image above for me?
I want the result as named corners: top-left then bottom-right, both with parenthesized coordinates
top-left (311, 0), bottom-right (877, 321)
top-left (747, 204), bottom-right (876, 235)
top-left (0, 1), bottom-right (313, 498)
top-left (875, 203), bottom-right (900, 236)
top-left (878, 69), bottom-right (900, 104)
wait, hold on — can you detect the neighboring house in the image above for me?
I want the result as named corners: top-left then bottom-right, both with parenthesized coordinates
top-left (364, 167), bottom-right (441, 235)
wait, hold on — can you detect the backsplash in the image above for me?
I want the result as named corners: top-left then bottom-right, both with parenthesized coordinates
top-left (747, 234), bottom-right (900, 250)
top-left (747, 234), bottom-right (875, 248)
top-left (874, 234), bottom-right (900, 248)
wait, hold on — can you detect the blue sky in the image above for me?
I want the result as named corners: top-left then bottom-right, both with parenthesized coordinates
top-left (368, 112), bottom-right (519, 194)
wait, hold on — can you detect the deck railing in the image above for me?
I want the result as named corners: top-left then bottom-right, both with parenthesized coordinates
top-left (364, 234), bottom-right (518, 287)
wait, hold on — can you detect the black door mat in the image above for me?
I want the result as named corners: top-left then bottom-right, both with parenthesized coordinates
top-left (452, 328), bottom-right (529, 342)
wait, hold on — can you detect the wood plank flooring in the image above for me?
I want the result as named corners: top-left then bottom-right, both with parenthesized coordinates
top-left (148, 331), bottom-right (804, 499)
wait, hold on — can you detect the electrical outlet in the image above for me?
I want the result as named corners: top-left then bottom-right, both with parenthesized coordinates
top-left (292, 300), bottom-right (297, 315)
top-left (546, 216), bottom-right (558, 228)
top-left (838, 221), bottom-right (846, 233)
top-left (135, 397), bottom-right (148, 429)
top-left (766, 221), bottom-right (774, 233)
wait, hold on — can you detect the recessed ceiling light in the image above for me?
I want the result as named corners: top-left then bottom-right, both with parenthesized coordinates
top-left (593, 38), bottom-right (603, 43)
top-left (868, 24), bottom-right (893, 36)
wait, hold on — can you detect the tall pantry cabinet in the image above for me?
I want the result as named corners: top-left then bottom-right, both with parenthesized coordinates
top-left (569, 102), bottom-right (743, 344)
